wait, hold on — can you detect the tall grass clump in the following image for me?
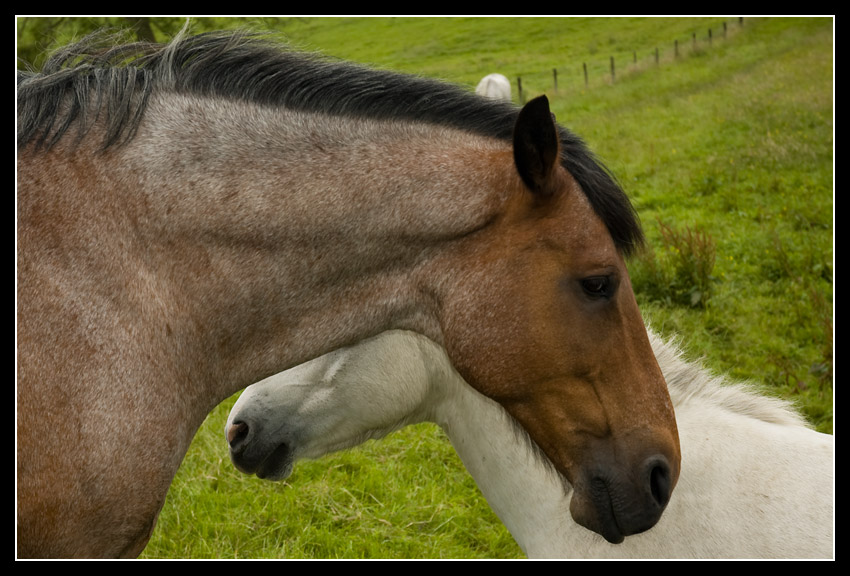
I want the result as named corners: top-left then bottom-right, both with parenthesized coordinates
top-left (631, 219), bottom-right (717, 308)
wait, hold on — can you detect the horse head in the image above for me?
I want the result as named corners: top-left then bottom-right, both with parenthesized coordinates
top-left (433, 95), bottom-right (680, 543)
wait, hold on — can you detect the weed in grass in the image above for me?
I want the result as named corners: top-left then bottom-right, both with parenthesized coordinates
top-left (631, 219), bottom-right (717, 309)
top-left (761, 230), bottom-right (833, 403)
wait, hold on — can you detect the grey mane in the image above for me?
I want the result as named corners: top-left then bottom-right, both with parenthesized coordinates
top-left (17, 27), bottom-right (644, 255)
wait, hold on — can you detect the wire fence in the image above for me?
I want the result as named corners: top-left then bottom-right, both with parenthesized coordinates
top-left (513, 18), bottom-right (745, 103)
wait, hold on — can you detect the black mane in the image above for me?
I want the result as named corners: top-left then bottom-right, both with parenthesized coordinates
top-left (17, 29), bottom-right (644, 254)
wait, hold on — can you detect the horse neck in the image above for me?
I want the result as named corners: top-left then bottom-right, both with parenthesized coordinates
top-left (98, 93), bottom-right (513, 396)
top-left (647, 331), bottom-right (811, 430)
top-left (422, 342), bottom-right (575, 556)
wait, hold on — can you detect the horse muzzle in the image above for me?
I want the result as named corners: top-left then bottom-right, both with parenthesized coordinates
top-left (226, 419), bottom-right (296, 481)
top-left (569, 454), bottom-right (675, 544)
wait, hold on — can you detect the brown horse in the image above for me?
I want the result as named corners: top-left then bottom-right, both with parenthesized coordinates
top-left (17, 29), bottom-right (680, 558)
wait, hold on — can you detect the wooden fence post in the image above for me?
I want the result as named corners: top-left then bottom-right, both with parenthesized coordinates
top-left (517, 76), bottom-right (523, 103)
top-left (583, 62), bottom-right (588, 87)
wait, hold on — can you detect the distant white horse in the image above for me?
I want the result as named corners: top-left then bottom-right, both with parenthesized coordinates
top-left (475, 73), bottom-right (511, 101)
top-left (226, 331), bottom-right (834, 559)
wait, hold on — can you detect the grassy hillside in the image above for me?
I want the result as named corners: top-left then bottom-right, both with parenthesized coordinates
top-left (17, 17), bottom-right (833, 558)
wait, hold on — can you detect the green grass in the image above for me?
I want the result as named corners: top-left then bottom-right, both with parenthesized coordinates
top-left (17, 16), bottom-right (833, 558)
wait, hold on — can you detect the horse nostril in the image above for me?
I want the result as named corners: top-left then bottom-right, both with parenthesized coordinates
top-left (647, 457), bottom-right (673, 508)
top-left (227, 420), bottom-right (250, 450)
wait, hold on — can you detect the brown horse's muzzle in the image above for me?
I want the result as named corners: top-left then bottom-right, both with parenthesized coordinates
top-left (566, 431), bottom-right (679, 543)
top-left (570, 457), bottom-right (675, 543)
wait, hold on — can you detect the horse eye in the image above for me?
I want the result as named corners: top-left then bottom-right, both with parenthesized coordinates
top-left (581, 276), bottom-right (611, 299)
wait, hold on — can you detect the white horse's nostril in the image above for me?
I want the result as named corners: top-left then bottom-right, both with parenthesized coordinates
top-left (227, 421), bottom-right (249, 449)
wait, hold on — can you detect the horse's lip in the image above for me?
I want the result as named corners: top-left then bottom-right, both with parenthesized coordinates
top-left (597, 516), bottom-right (626, 544)
top-left (229, 440), bottom-right (294, 481)
top-left (254, 442), bottom-right (294, 481)
top-left (589, 480), bottom-right (626, 544)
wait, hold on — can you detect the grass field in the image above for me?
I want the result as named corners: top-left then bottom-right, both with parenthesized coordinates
top-left (17, 16), bottom-right (833, 558)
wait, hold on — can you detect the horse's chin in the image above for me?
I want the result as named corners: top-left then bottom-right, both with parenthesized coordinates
top-left (255, 463), bottom-right (293, 481)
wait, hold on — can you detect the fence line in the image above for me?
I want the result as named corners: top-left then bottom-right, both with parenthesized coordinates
top-left (514, 18), bottom-right (744, 103)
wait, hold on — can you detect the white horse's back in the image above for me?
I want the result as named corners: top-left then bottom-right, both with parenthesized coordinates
top-left (475, 73), bottom-right (511, 101)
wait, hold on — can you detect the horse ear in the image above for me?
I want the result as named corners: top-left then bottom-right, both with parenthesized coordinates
top-left (513, 95), bottom-right (560, 197)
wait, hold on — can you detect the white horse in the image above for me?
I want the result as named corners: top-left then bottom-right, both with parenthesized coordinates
top-left (226, 330), bottom-right (834, 559)
top-left (475, 73), bottom-right (511, 101)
